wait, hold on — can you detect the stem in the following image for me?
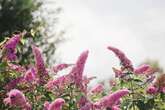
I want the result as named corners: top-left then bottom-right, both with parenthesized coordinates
top-left (68, 84), bottom-right (76, 110)
top-left (130, 75), bottom-right (136, 110)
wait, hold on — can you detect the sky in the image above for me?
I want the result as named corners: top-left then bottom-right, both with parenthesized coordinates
top-left (47, 0), bottom-right (165, 81)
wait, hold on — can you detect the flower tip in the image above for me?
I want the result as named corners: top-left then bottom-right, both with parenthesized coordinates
top-left (134, 64), bottom-right (150, 74)
top-left (107, 46), bottom-right (116, 51)
top-left (54, 98), bottom-right (65, 105)
top-left (83, 50), bottom-right (89, 55)
top-left (122, 88), bottom-right (130, 93)
top-left (49, 98), bottom-right (65, 110)
top-left (116, 88), bottom-right (130, 95)
top-left (90, 84), bottom-right (104, 94)
top-left (107, 46), bottom-right (112, 49)
top-left (58, 98), bottom-right (65, 104)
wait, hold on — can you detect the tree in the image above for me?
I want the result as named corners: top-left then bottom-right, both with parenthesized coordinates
top-left (0, 0), bottom-right (63, 65)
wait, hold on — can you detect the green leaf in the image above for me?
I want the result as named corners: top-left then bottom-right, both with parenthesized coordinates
top-left (160, 93), bottom-right (165, 102)
top-left (0, 62), bottom-right (7, 72)
top-left (30, 29), bottom-right (35, 37)
top-left (136, 100), bottom-right (147, 110)
top-left (133, 78), bottom-right (143, 83)
top-left (20, 38), bottom-right (25, 45)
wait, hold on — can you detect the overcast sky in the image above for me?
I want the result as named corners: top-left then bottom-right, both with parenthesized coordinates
top-left (50, 0), bottom-right (165, 81)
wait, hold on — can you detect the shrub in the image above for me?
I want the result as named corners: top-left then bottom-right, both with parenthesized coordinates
top-left (0, 34), bottom-right (165, 110)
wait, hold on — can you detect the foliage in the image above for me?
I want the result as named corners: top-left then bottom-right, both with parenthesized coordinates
top-left (0, 0), bottom-right (40, 39)
top-left (0, 34), bottom-right (165, 110)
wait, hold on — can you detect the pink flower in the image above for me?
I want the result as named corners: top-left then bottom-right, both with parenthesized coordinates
top-left (3, 89), bottom-right (31, 110)
top-left (134, 64), bottom-right (150, 74)
top-left (48, 98), bottom-right (65, 110)
top-left (90, 84), bottom-right (104, 94)
top-left (82, 76), bottom-right (97, 94)
top-left (69, 50), bottom-right (89, 89)
top-left (94, 89), bottom-right (129, 109)
top-left (32, 45), bottom-right (49, 84)
top-left (8, 63), bottom-right (26, 73)
top-left (43, 101), bottom-right (50, 110)
top-left (53, 63), bottom-right (73, 73)
top-left (3, 34), bottom-right (20, 61)
top-left (24, 68), bottom-right (36, 82)
top-left (109, 79), bottom-right (117, 87)
top-left (78, 96), bottom-right (89, 108)
top-left (83, 76), bottom-right (96, 85)
top-left (4, 77), bottom-right (24, 90)
top-left (112, 67), bottom-right (124, 78)
top-left (80, 102), bottom-right (93, 110)
top-left (145, 67), bottom-right (157, 76)
top-left (45, 75), bottom-right (68, 90)
top-left (147, 85), bottom-right (158, 94)
top-left (161, 87), bottom-right (165, 93)
top-left (111, 105), bottom-right (121, 110)
top-left (107, 46), bottom-right (133, 71)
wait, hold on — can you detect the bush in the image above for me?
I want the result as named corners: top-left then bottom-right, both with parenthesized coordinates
top-left (0, 33), bottom-right (165, 110)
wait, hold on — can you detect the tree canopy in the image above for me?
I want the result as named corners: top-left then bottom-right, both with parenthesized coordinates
top-left (0, 0), bottom-right (63, 65)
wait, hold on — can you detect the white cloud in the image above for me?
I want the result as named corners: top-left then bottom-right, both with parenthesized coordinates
top-left (55, 0), bottom-right (165, 81)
